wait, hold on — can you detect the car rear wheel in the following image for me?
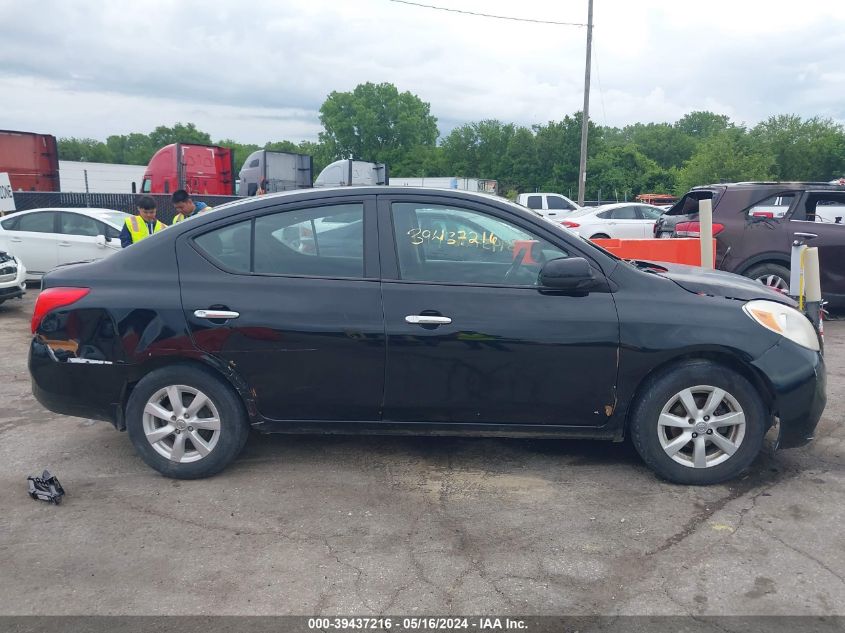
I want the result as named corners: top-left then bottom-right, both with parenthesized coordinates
top-left (630, 360), bottom-right (767, 485)
top-left (590, 233), bottom-right (610, 240)
top-left (746, 263), bottom-right (790, 294)
top-left (126, 366), bottom-right (249, 479)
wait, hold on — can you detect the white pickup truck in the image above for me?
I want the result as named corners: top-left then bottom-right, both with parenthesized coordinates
top-left (515, 192), bottom-right (580, 222)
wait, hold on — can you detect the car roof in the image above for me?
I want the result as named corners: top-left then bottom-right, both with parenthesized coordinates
top-left (4, 207), bottom-right (130, 227)
top-left (694, 182), bottom-right (845, 191)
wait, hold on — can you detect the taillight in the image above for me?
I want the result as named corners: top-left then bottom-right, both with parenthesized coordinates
top-left (562, 220), bottom-right (580, 228)
top-left (674, 221), bottom-right (725, 237)
top-left (31, 287), bottom-right (90, 333)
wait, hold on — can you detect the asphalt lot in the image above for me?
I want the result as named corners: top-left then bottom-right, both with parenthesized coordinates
top-left (0, 289), bottom-right (842, 616)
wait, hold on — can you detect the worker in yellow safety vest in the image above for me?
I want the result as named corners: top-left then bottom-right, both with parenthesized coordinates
top-left (172, 189), bottom-right (212, 223)
top-left (120, 196), bottom-right (167, 248)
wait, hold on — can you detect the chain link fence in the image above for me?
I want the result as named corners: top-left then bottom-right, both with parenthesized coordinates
top-left (7, 192), bottom-right (242, 225)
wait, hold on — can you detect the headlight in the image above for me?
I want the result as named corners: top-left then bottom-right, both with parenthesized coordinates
top-left (743, 299), bottom-right (820, 351)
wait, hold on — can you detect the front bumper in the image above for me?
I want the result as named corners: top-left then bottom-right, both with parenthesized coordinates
top-left (751, 339), bottom-right (826, 449)
top-left (0, 259), bottom-right (26, 300)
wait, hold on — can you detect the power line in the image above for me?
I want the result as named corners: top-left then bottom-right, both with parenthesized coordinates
top-left (387, 0), bottom-right (588, 27)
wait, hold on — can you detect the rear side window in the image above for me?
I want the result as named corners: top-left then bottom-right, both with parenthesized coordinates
top-left (195, 220), bottom-right (252, 273)
top-left (747, 194), bottom-right (795, 220)
top-left (254, 204), bottom-right (364, 277)
top-left (526, 195), bottom-right (543, 209)
top-left (194, 204), bottom-right (365, 278)
top-left (17, 212), bottom-right (55, 233)
top-left (611, 206), bottom-right (638, 220)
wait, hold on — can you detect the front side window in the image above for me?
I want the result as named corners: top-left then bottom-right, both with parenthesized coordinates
top-left (17, 211), bottom-right (55, 233)
top-left (141, 179), bottom-right (151, 193)
top-left (59, 212), bottom-right (101, 237)
top-left (546, 196), bottom-right (566, 210)
top-left (799, 193), bottom-right (845, 224)
top-left (391, 203), bottom-right (567, 286)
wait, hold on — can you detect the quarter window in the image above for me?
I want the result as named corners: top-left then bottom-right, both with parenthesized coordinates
top-left (391, 203), bottom-right (567, 286)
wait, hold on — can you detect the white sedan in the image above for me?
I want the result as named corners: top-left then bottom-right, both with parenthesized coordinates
top-left (0, 208), bottom-right (130, 280)
top-left (558, 203), bottom-right (665, 239)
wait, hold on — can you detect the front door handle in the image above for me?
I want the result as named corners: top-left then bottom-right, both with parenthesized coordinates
top-left (794, 232), bottom-right (818, 240)
top-left (10, 237), bottom-right (22, 243)
top-left (405, 315), bottom-right (452, 325)
top-left (194, 309), bottom-right (240, 320)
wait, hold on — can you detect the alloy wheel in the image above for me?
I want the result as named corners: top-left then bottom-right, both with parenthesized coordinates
top-left (141, 385), bottom-right (221, 463)
top-left (657, 385), bottom-right (746, 469)
top-left (756, 273), bottom-right (789, 293)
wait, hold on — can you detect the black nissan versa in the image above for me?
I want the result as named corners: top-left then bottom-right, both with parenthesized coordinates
top-left (28, 188), bottom-right (826, 484)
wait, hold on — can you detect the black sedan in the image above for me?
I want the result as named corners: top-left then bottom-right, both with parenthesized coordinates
top-left (28, 188), bottom-right (826, 484)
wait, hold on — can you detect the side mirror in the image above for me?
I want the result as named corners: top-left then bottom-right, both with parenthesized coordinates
top-left (95, 234), bottom-right (107, 247)
top-left (539, 257), bottom-right (596, 291)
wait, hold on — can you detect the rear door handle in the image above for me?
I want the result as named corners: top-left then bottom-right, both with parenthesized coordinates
top-left (10, 238), bottom-right (22, 243)
top-left (194, 309), bottom-right (240, 320)
top-left (405, 315), bottom-right (452, 325)
top-left (59, 242), bottom-right (71, 247)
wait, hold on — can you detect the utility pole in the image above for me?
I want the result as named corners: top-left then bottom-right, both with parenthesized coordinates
top-left (577, 0), bottom-right (594, 206)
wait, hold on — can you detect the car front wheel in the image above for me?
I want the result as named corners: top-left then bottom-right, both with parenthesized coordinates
top-left (126, 366), bottom-right (249, 479)
top-left (630, 360), bottom-right (767, 485)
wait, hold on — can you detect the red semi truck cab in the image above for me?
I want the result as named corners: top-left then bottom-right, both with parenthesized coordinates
top-left (0, 130), bottom-right (60, 192)
top-left (141, 143), bottom-right (235, 195)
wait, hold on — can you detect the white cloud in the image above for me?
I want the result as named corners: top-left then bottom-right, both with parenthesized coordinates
top-left (0, 0), bottom-right (842, 143)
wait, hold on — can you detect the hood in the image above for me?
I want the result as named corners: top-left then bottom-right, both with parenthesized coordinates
top-left (633, 261), bottom-right (798, 306)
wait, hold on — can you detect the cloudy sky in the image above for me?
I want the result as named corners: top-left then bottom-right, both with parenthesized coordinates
top-left (2, 0), bottom-right (843, 144)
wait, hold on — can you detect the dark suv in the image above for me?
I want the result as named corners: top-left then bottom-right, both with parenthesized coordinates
top-left (654, 182), bottom-right (845, 306)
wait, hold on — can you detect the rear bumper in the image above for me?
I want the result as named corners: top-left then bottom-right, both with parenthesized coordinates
top-left (751, 340), bottom-right (826, 449)
top-left (29, 338), bottom-right (127, 427)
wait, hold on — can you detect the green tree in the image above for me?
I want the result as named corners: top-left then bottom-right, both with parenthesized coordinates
top-left (751, 114), bottom-right (845, 181)
top-left (674, 128), bottom-right (775, 194)
top-left (533, 113), bottom-right (603, 195)
top-left (104, 132), bottom-right (156, 165)
top-left (503, 126), bottom-right (539, 193)
top-left (149, 122), bottom-right (213, 148)
top-left (318, 82), bottom-right (439, 166)
top-left (588, 144), bottom-right (673, 200)
top-left (674, 111), bottom-right (732, 139)
top-left (440, 120), bottom-right (516, 182)
top-left (619, 122), bottom-right (697, 170)
top-left (57, 137), bottom-right (113, 162)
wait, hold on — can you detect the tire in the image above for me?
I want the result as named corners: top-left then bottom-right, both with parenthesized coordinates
top-left (126, 365), bottom-right (249, 479)
top-left (630, 360), bottom-right (767, 485)
top-left (590, 233), bottom-right (611, 240)
top-left (745, 262), bottom-right (790, 294)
